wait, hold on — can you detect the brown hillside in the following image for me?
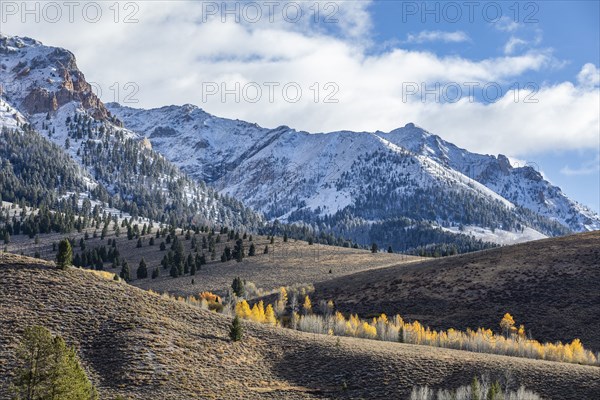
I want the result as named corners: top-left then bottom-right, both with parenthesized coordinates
top-left (5, 228), bottom-right (418, 297)
top-left (311, 231), bottom-right (600, 351)
top-left (0, 254), bottom-right (599, 399)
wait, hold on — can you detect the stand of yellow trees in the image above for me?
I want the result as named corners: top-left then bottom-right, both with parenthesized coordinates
top-left (233, 294), bottom-right (598, 366)
top-left (151, 288), bottom-right (598, 366)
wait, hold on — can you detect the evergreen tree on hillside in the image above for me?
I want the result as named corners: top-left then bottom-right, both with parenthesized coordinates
top-left (233, 239), bottom-right (244, 262)
top-left (12, 326), bottom-right (98, 400)
top-left (371, 243), bottom-right (378, 253)
top-left (137, 258), bottom-right (148, 279)
top-left (231, 277), bottom-right (245, 297)
top-left (229, 316), bottom-right (243, 342)
top-left (56, 239), bottom-right (73, 269)
top-left (120, 262), bottom-right (131, 282)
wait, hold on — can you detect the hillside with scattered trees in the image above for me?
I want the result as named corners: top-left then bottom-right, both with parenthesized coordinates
top-left (1, 254), bottom-right (598, 400)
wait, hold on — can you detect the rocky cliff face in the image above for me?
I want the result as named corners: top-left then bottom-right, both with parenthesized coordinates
top-left (0, 35), bottom-right (108, 119)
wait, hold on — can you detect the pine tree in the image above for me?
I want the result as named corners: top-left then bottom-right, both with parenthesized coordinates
top-left (137, 258), bottom-right (148, 279)
top-left (263, 245), bottom-right (269, 254)
top-left (371, 243), bottom-right (378, 253)
top-left (231, 277), bottom-right (245, 297)
top-left (136, 237), bottom-right (142, 248)
top-left (120, 262), bottom-right (131, 281)
top-left (170, 265), bottom-right (179, 278)
top-left (234, 239), bottom-right (244, 262)
top-left (160, 241), bottom-right (166, 251)
top-left (12, 326), bottom-right (98, 400)
top-left (151, 267), bottom-right (159, 279)
top-left (248, 243), bottom-right (256, 256)
top-left (56, 239), bottom-right (73, 269)
top-left (229, 316), bottom-right (243, 342)
top-left (387, 246), bottom-right (393, 253)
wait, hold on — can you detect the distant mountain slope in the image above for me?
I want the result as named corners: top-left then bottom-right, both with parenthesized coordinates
top-left (0, 35), bottom-right (261, 228)
top-left (1, 254), bottom-right (599, 400)
top-left (310, 231), bottom-right (600, 352)
top-left (108, 100), bottom-right (599, 247)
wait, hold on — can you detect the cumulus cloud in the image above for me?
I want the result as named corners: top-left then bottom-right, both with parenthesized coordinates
top-left (577, 63), bottom-right (600, 88)
top-left (2, 0), bottom-right (598, 158)
top-left (405, 30), bottom-right (470, 44)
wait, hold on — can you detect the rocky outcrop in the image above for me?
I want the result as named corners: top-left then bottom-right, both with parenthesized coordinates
top-left (1, 35), bottom-right (109, 119)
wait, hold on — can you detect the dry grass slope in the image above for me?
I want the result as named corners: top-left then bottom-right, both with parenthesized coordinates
top-left (312, 231), bottom-right (600, 351)
top-left (1, 254), bottom-right (599, 399)
top-left (5, 228), bottom-right (419, 297)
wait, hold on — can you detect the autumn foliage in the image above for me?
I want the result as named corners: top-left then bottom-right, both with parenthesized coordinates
top-left (232, 296), bottom-right (598, 366)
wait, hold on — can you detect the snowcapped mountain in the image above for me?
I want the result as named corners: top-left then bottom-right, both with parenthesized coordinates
top-left (1, 34), bottom-right (598, 251)
top-left (0, 34), bottom-right (261, 228)
top-left (107, 101), bottom-right (600, 237)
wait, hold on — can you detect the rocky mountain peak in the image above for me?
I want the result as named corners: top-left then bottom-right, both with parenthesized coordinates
top-left (0, 34), bottom-right (108, 119)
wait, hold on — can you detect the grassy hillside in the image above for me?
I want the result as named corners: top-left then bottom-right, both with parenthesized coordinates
top-left (311, 231), bottom-right (600, 351)
top-left (4, 220), bottom-right (417, 296)
top-left (1, 254), bottom-right (599, 399)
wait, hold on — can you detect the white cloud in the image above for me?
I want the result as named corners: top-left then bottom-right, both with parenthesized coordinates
top-left (406, 30), bottom-right (470, 44)
top-left (2, 1), bottom-right (598, 158)
top-left (494, 16), bottom-right (521, 33)
top-left (502, 28), bottom-right (543, 55)
top-left (504, 37), bottom-right (528, 55)
top-left (577, 63), bottom-right (600, 88)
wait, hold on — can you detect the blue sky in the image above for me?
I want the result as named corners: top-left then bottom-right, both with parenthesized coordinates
top-left (2, 0), bottom-right (599, 212)
top-left (364, 0), bottom-right (600, 211)
top-left (371, 1), bottom-right (599, 84)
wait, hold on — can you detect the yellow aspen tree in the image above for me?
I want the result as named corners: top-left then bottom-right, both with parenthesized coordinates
top-left (500, 313), bottom-right (515, 337)
top-left (326, 300), bottom-right (334, 314)
top-left (250, 301), bottom-right (266, 322)
top-left (302, 295), bottom-right (312, 315)
top-left (360, 322), bottom-right (377, 339)
top-left (264, 304), bottom-right (277, 326)
top-left (235, 300), bottom-right (252, 319)
top-left (257, 301), bottom-right (266, 322)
